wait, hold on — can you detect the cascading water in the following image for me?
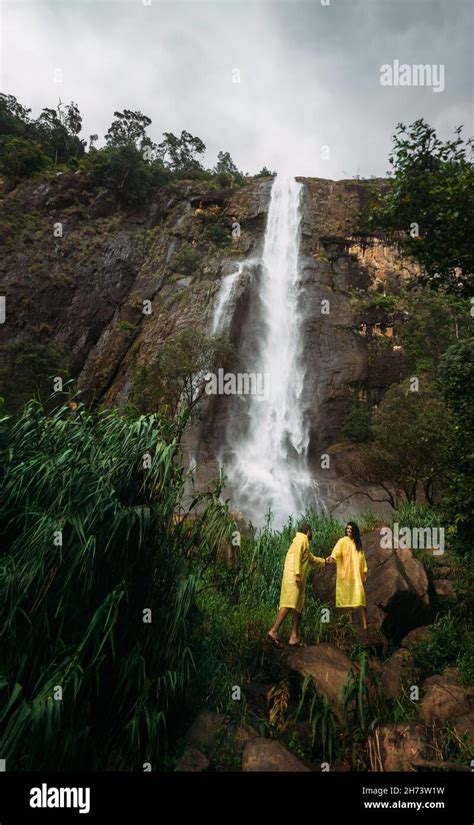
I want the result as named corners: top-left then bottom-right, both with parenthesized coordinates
top-left (214, 175), bottom-right (321, 527)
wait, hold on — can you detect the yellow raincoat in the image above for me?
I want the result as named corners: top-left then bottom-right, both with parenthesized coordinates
top-left (279, 532), bottom-right (325, 614)
top-left (330, 536), bottom-right (368, 607)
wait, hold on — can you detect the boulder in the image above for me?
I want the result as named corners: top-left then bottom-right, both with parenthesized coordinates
top-left (185, 710), bottom-right (227, 756)
top-left (286, 644), bottom-right (353, 720)
top-left (401, 626), bottom-right (431, 648)
top-left (420, 673), bottom-right (473, 725)
top-left (318, 529), bottom-right (431, 644)
top-left (380, 649), bottom-right (415, 700)
top-left (433, 580), bottom-right (455, 600)
top-left (454, 713), bottom-right (474, 748)
top-left (367, 723), bottom-right (432, 771)
top-left (175, 747), bottom-right (210, 772)
top-left (242, 738), bottom-right (311, 772)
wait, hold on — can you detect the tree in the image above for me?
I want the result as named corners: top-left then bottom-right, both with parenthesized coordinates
top-left (104, 109), bottom-right (155, 152)
top-left (437, 339), bottom-right (474, 554)
top-left (0, 136), bottom-right (49, 185)
top-left (369, 120), bottom-right (474, 295)
top-left (157, 130), bottom-right (205, 173)
top-left (35, 100), bottom-right (86, 164)
top-left (214, 151), bottom-right (239, 176)
top-left (0, 93), bottom-right (33, 138)
top-left (255, 166), bottom-right (276, 178)
top-left (81, 144), bottom-right (169, 206)
top-left (131, 329), bottom-right (233, 423)
top-left (398, 289), bottom-right (470, 372)
top-left (346, 380), bottom-right (455, 506)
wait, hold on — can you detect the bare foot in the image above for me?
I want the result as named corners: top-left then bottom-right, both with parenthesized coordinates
top-left (267, 631), bottom-right (283, 648)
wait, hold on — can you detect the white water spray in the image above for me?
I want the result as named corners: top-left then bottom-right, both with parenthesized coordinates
top-left (218, 175), bottom-right (320, 527)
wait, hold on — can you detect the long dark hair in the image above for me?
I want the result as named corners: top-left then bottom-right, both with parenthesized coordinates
top-left (346, 521), bottom-right (363, 551)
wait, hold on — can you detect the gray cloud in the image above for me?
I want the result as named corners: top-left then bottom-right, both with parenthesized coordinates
top-left (1, 0), bottom-right (472, 178)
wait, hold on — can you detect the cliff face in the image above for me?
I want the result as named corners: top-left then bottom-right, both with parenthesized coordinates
top-left (0, 171), bottom-right (418, 515)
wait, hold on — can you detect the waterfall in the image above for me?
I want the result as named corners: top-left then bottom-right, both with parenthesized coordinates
top-left (211, 261), bottom-right (244, 334)
top-left (216, 175), bottom-right (321, 527)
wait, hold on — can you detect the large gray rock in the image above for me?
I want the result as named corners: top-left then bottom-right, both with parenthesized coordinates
top-left (242, 738), bottom-right (311, 772)
top-left (380, 649), bottom-right (415, 700)
top-left (401, 626), bottom-right (431, 648)
top-left (420, 672), bottom-right (474, 726)
top-left (367, 723), bottom-right (432, 771)
top-left (285, 643), bottom-right (353, 720)
top-left (313, 529), bottom-right (431, 644)
top-left (175, 747), bottom-right (210, 772)
top-left (185, 710), bottom-right (227, 756)
top-left (433, 580), bottom-right (455, 600)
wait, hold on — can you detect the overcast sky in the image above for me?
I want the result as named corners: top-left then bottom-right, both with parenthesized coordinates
top-left (1, 0), bottom-right (473, 179)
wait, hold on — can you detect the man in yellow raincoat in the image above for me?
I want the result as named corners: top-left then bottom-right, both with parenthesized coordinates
top-left (268, 524), bottom-right (325, 647)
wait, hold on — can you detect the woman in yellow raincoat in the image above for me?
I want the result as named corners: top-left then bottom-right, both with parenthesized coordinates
top-left (268, 523), bottom-right (325, 647)
top-left (326, 521), bottom-right (368, 630)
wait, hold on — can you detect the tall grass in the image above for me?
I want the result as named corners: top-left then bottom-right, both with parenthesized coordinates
top-left (0, 398), bottom-right (233, 769)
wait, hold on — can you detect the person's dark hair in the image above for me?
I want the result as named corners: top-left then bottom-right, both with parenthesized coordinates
top-left (346, 521), bottom-right (363, 551)
top-left (298, 523), bottom-right (311, 535)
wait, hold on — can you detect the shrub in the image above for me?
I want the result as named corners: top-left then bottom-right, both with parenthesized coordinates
top-left (0, 397), bottom-right (232, 768)
top-left (0, 136), bottom-right (49, 185)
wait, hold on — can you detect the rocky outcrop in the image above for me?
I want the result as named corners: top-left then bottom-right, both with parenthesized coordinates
top-left (175, 747), bottom-right (210, 772)
top-left (242, 737), bottom-right (311, 772)
top-left (0, 170), bottom-right (419, 516)
top-left (401, 626), bottom-right (431, 648)
top-left (420, 670), bottom-right (474, 728)
top-left (380, 649), bottom-right (415, 700)
top-left (367, 723), bottom-right (432, 772)
top-left (433, 580), bottom-right (455, 600)
top-left (184, 709), bottom-right (227, 757)
top-left (286, 644), bottom-right (353, 720)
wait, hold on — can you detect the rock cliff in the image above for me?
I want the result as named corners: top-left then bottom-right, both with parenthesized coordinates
top-left (0, 171), bottom-right (418, 516)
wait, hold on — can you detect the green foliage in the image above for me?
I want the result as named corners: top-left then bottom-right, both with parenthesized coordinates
top-left (80, 145), bottom-right (170, 206)
top-left (390, 501), bottom-right (440, 529)
top-left (203, 223), bottom-right (231, 247)
top-left (355, 380), bottom-right (455, 505)
top-left (173, 244), bottom-right (203, 276)
top-left (0, 340), bottom-right (69, 414)
top-left (104, 109), bottom-right (154, 151)
top-left (0, 136), bottom-right (49, 184)
top-left (437, 338), bottom-right (474, 555)
top-left (0, 95), bottom-right (85, 182)
top-left (351, 291), bottom-right (397, 313)
top-left (0, 396), bottom-right (232, 769)
top-left (0, 93), bottom-right (34, 138)
top-left (214, 151), bottom-right (244, 186)
top-left (131, 328), bottom-right (233, 418)
top-left (344, 398), bottom-right (372, 442)
top-left (255, 166), bottom-right (276, 178)
top-left (399, 291), bottom-right (470, 372)
top-left (367, 119), bottom-right (474, 295)
top-left (158, 130), bottom-right (206, 173)
top-left (412, 612), bottom-right (474, 686)
top-left (35, 101), bottom-right (86, 165)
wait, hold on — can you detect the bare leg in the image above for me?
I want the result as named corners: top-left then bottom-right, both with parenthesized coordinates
top-left (289, 610), bottom-right (301, 644)
top-left (269, 607), bottom-right (290, 640)
top-left (360, 606), bottom-right (368, 630)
